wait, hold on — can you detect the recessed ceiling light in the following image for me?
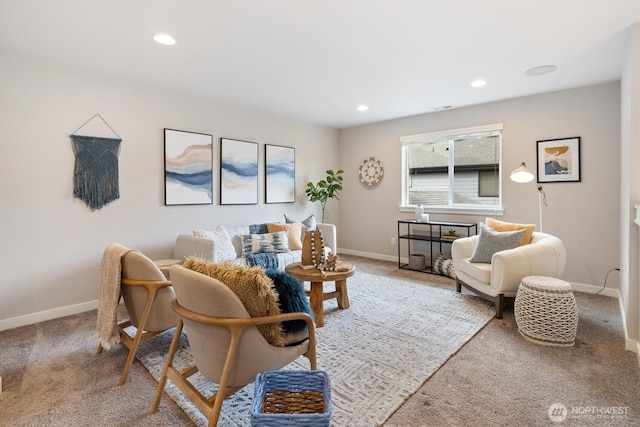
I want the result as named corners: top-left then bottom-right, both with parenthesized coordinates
top-left (357, 105), bottom-right (369, 112)
top-left (470, 79), bottom-right (487, 88)
top-left (525, 65), bottom-right (558, 76)
top-left (153, 33), bottom-right (176, 46)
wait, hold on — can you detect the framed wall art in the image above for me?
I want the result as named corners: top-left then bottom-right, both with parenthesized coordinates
top-left (265, 144), bottom-right (295, 203)
top-left (537, 136), bottom-right (581, 183)
top-left (220, 138), bottom-right (258, 205)
top-left (164, 128), bottom-right (213, 205)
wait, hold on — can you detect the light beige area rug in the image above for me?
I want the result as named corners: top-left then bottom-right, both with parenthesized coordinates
top-left (136, 271), bottom-right (494, 426)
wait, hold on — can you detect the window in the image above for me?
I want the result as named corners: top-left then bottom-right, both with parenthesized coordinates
top-left (401, 124), bottom-right (503, 213)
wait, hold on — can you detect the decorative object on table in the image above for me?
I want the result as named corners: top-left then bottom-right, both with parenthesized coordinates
top-left (220, 138), bottom-right (258, 205)
top-left (421, 213), bottom-right (430, 222)
top-left (441, 229), bottom-right (458, 240)
top-left (408, 254), bottom-right (426, 270)
top-left (325, 253), bottom-right (339, 269)
top-left (70, 114), bottom-right (122, 211)
top-left (265, 144), bottom-right (295, 204)
top-left (302, 230), bottom-right (325, 267)
top-left (164, 128), bottom-right (213, 206)
top-left (358, 156), bottom-right (384, 186)
top-left (514, 275), bottom-right (578, 347)
top-left (414, 204), bottom-right (424, 221)
top-left (305, 169), bottom-right (344, 222)
top-left (251, 370), bottom-right (332, 427)
top-left (536, 136), bottom-right (581, 183)
top-left (510, 162), bottom-right (547, 232)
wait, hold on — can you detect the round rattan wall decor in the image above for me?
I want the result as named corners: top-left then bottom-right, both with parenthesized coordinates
top-left (359, 156), bottom-right (384, 186)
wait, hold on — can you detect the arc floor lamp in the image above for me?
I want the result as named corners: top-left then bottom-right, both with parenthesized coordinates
top-left (510, 162), bottom-right (547, 232)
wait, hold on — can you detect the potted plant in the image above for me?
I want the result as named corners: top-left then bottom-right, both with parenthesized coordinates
top-left (442, 229), bottom-right (458, 240)
top-left (305, 169), bottom-right (344, 223)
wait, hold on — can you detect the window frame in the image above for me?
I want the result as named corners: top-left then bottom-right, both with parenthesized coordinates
top-left (400, 123), bottom-right (504, 216)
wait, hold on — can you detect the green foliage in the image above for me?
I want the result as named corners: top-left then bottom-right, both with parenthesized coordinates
top-left (305, 169), bottom-right (344, 222)
top-left (448, 229), bottom-right (457, 236)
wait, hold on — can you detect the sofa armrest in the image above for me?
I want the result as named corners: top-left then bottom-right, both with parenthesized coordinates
top-left (317, 223), bottom-right (337, 254)
top-left (173, 234), bottom-right (216, 262)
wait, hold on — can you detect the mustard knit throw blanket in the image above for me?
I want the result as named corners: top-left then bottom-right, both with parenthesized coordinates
top-left (96, 243), bottom-right (138, 350)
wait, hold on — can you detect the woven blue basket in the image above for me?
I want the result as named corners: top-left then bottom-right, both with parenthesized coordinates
top-left (251, 370), bottom-right (332, 427)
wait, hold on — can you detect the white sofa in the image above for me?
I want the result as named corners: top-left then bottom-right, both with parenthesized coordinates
top-left (174, 223), bottom-right (337, 271)
top-left (452, 231), bottom-right (566, 318)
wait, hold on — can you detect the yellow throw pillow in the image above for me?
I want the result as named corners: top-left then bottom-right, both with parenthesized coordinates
top-left (267, 222), bottom-right (303, 250)
top-left (182, 257), bottom-right (284, 347)
top-left (485, 218), bottom-right (535, 245)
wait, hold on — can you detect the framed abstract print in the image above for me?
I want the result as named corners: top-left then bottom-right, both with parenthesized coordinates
top-left (164, 128), bottom-right (213, 205)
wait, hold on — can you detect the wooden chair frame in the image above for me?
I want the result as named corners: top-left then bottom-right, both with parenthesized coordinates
top-left (150, 299), bottom-right (317, 427)
top-left (96, 277), bottom-right (173, 385)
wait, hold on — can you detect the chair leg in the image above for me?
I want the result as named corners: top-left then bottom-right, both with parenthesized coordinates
top-left (495, 294), bottom-right (504, 319)
top-left (207, 327), bottom-right (243, 426)
top-left (119, 286), bottom-right (160, 385)
top-left (151, 319), bottom-right (183, 414)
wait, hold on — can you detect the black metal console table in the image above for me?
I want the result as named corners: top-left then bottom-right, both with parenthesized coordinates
top-left (397, 219), bottom-right (478, 274)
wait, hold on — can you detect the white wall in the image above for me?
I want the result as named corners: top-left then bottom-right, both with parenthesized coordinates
top-left (619, 22), bottom-right (640, 358)
top-left (0, 52), bottom-right (339, 330)
top-left (338, 82), bottom-right (621, 290)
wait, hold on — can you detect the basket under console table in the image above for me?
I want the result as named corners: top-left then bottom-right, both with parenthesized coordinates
top-left (397, 219), bottom-right (477, 274)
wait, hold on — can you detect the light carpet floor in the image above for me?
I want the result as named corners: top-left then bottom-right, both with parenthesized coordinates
top-left (136, 270), bottom-right (495, 426)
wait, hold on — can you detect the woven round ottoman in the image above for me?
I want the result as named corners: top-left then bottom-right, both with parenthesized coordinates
top-left (514, 276), bottom-right (578, 347)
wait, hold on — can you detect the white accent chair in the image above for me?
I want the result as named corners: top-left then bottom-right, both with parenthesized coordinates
top-left (452, 232), bottom-right (566, 318)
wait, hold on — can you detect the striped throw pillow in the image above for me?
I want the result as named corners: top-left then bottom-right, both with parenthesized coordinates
top-left (242, 231), bottom-right (290, 256)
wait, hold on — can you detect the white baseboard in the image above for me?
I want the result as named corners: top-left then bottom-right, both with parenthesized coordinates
top-left (569, 282), bottom-right (619, 298)
top-left (617, 296), bottom-right (640, 366)
top-left (340, 249), bottom-right (621, 297)
top-left (0, 300), bottom-right (98, 332)
top-left (338, 248), bottom-right (397, 263)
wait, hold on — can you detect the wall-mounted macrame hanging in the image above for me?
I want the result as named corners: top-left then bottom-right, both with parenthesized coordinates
top-left (70, 114), bottom-right (122, 211)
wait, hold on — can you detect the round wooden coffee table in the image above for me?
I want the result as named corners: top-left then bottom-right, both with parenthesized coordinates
top-left (285, 262), bottom-right (356, 327)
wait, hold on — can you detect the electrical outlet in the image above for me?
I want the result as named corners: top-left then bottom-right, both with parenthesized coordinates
top-left (390, 237), bottom-right (396, 246)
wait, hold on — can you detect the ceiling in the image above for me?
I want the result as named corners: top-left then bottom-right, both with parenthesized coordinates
top-left (1, 0), bottom-right (638, 129)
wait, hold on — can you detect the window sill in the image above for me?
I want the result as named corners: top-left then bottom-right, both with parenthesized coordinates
top-left (400, 206), bottom-right (504, 216)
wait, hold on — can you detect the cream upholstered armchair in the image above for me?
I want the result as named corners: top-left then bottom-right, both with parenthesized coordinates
top-left (452, 221), bottom-right (566, 319)
top-left (151, 264), bottom-right (316, 426)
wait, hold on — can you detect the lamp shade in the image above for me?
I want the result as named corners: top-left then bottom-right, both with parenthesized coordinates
top-left (510, 162), bottom-right (535, 183)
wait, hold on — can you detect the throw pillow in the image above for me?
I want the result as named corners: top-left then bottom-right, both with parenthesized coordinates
top-left (485, 217), bottom-right (535, 246)
top-left (249, 223), bottom-right (269, 234)
top-left (183, 258), bottom-right (284, 347)
top-left (193, 225), bottom-right (237, 262)
top-left (241, 231), bottom-right (290, 256)
top-left (469, 223), bottom-right (527, 263)
top-left (267, 222), bottom-right (303, 250)
top-left (265, 269), bottom-right (313, 334)
top-left (285, 214), bottom-right (317, 241)
top-left (433, 253), bottom-right (456, 279)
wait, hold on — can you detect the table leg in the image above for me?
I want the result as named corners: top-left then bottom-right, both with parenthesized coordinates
top-left (335, 279), bottom-right (350, 309)
top-left (309, 281), bottom-right (324, 328)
